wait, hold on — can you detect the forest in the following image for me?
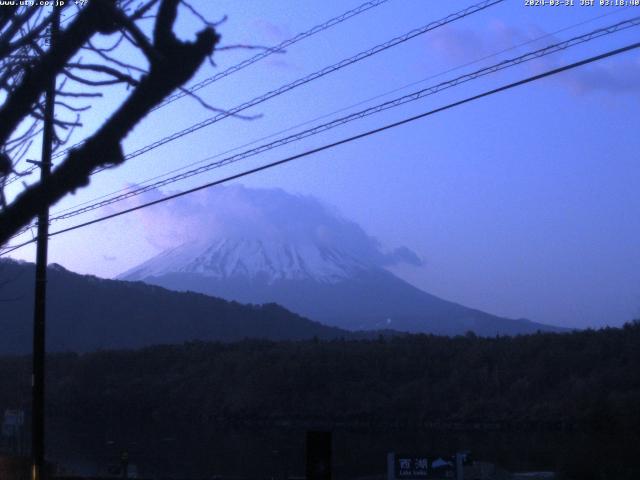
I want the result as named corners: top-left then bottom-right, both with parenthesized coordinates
top-left (1, 321), bottom-right (639, 434)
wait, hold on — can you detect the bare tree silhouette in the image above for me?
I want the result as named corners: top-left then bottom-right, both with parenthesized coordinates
top-left (0, 0), bottom-right (220, 246)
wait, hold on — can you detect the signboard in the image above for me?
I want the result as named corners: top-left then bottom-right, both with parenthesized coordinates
top-left (388, 452), bottom-right (471, 480)
top-left (395, 455), bottom-right (431, 478)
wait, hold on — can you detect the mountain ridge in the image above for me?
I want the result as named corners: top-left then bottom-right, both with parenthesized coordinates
top-left (0, 258), bottom-right (349, 355)
top-left (120, 237), bottom-right (567, 336)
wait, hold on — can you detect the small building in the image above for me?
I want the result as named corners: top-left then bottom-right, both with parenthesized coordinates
top-left (2, 409), bottom-right (25, 436)
top-left (1, 409), bottom-right (27, 455)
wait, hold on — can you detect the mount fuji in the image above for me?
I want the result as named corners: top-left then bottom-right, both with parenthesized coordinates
top-left (118, 185), bottom-right (564, 336)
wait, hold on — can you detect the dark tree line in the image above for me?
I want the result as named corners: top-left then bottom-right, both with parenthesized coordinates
top-left (1, 321), bottom-right (639, 433)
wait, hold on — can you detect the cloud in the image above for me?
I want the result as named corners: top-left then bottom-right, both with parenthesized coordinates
top-left (425, 20), bottom-right (535, 63)
top-left (102, 255), bottom-right (117, 262)
top-left (387, 246), bottom-right (424, 267)
top-left (117, 184), bottom-right (423, 269)
top-left (552, 56), bottom-right (640, 95)
top-left (252, 19), bottom-right (291, 44)
top-left (425, 21), bottom-right (640, 96)
top-left (249, 19), bottom-right (299, 71)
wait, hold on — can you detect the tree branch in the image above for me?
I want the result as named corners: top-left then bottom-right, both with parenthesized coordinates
top-left (0, 0), bottom-right (219, 245)
top-left (0, 0), bottom-right (119, 146)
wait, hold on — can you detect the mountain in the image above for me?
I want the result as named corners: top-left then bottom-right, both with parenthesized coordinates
top-left (0, 259), bottom-right (347, 355)
top-left (120, 237), bottom-right (565, 336)
top-left (123, 238), bottom-right (370, 284)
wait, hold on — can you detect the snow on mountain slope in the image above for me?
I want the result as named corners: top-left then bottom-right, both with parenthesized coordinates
top-left (119, 184), bottom-right (423, 284)
top-left (117, 185), bottom-right (566, 335)
top-left (121, 237), bottom-right (370, 284)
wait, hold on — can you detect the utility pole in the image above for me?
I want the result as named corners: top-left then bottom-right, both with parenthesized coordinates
top-left (32, 7), bottom-right (59, 480)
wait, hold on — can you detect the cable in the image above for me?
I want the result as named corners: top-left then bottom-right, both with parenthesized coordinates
top-left (39, 15), bottom-right (640, 224)
top-left (4, 169), bottom-right (34, 186)
top-left (51, 0), bottom-right (505, 169)
top-left (43, 6), bottom-right (635, 220)
top-left (4, 0), bottom-right (392, 185)
top-left (154, 0), bottom-right (392, 110)
top-left (7, 11), bottom-right (639, 241)
top-left (2, 9), bottom-right (77, 186)
top-left (2, 6), bottom-right (119, 185)
top-left (6, 12), bottom-right (638, 241)
top-left (5, 5), bottom-right (633, 240)
top-left (3, 40), bottom-right (638, 256)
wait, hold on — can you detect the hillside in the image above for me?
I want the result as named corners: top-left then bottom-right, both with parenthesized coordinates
top-left (0, 259), bottom-right (347, 354)
top-left (118, 185), bottom-right (566, 337)
top-left (121, 238), bottom-right (565, 336)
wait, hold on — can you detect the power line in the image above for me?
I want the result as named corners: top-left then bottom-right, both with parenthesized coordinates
top-left (154, 0), bottom-right (392, 110)
top-left (2, 6), bottom-right (90, 185)
top-left (36, 15), bottom-right (640, 224)
top-left (5, 5), bottom-right (634, 244)
top-left (5, 12), bottom-right (638, 241)
top-left (52, 0), bottom-right (505, 170)
top-left (42, 6), bottom-right (635, 221)
top-left (4, 0), bottom-right (392, 185)
top-left (3, 40), bottom-right (638, 256)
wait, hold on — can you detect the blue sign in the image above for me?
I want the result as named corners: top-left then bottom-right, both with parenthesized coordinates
top-left (390, 452), bottom-right (470, 479)
top-left (395, 455), bottom-right (430, 478)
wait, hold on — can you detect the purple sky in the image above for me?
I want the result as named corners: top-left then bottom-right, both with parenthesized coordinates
top-left (5, 0), bottom-right (640, 328)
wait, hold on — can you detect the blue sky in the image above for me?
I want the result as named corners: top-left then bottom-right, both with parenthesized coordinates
top-left (5, 0), bottom-right (640, 328)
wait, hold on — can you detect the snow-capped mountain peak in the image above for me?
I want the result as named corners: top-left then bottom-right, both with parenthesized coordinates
top-left (120, 237), bottom-right (370, 284)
